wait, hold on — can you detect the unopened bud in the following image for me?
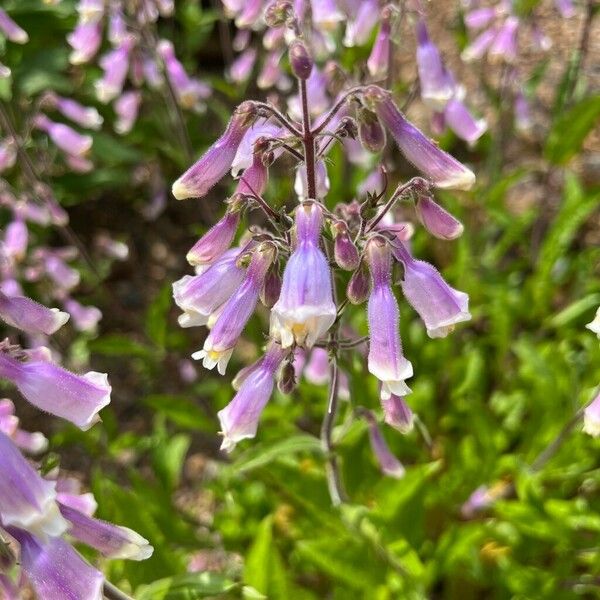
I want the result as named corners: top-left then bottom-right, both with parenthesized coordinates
top-left (260, 268), bottom-right (282, 307)
top-left (337, 116), bottom-right (358, 139)
top-left (332, 221), bottom-right (360, 271)
top-left (358, 108), bottom-right (386, 153)
top-left (278, 359), bottom-right (296, 394)
top-left (346, 262), bottom-right (370, 304)
top-left (415, 195), bottom-right (463, 240)
top-left (289, 40), bottom-right (313, 80)
top-left (324, 60), bottom-right (347, 96)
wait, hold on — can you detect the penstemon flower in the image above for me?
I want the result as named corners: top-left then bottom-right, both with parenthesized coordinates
top-left (173, 4), bottom-right (475, 494)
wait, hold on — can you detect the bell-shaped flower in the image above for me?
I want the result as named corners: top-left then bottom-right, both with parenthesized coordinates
top-left (271, 203), bottom-right (337, 348)
top-left (95, 36), bottom-right (134, 103)
top-left (228, 47), bottom-right (257, 84)
top-left (173, 247), bottom-right (246, 327)
top-left (172, 101), bottom-right (256, 199)
top-left (583, 392), bottom-right (600, 437)
top-left (0, 292), bottom-right (70, 335)
top-left (193, 242), bottom-right (275, 374)
top-left (444, 97), bottom-right (487, 145)
top-left (0, 9), bottom-right (28, 44)
top-left (45, 93), bottom-right (103, 130)
top-left (393, 242), bottom-right (471, 338)
top-left (344, 0), bottom-right (379, 47)
top-left (234, 0), bottom-right (262, 29)
top-left (366, 237), bottom-right (413, 397)
top-left (114, 90), bottom-right (142, 135)
top-left (381, 393), bottom-right (414, 433)
top-left (9, 531), bottom-right (104, 600)
top-left (0, 352), bottom-right (111, 430)
top-left (464, 7), bottom-right (497, 30)
top-left (586, 307), bottom-right (600, 338)
top-left (58, 502), bottom-right (153, 560)
top-left (461, 27), bottom-right (498, 62)
top-left (364, 411), bottom-right (405, 478)
top-left (67, 21), bottom-right (102, 64)
top-left (33, 114), bottom-right (92, 158)
top-left (63, 298), bottom-right (102, 332)
top-left (416, 21), bottom-right (454, 111)
top-left (0, 399), bottom-right (48, 454)
top-left (186, 204), bottom-right (241, 267)
top-left (0, 432), bottom-right (68, 540)
top-left (218, 342), bottom-right (287, 451)
top-left (364, 86), bottom-right (475, 190)
top-left (415, 195), bottom-right (464, 240)
top-left (489, 16), bottom-right (519, 63)
top-left (4, 218), bottom-right (28, 261)
top-left (231, 120), bottom-right (281, 176)
top-left (234, 140), bottom-right (269, 197)
top-left (367, 6), bottom-right (393, 79)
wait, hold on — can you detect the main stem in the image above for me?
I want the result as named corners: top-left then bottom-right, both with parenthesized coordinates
top-left (103, 581), bottom-right (134, 600)
top-left (299, 78), bottom-right (317, 200)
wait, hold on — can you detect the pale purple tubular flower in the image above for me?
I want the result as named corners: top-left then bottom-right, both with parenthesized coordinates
top-left (0, 352), bottom-right (111, 430)
top-left (235, 142), bottom-right (269, 197)
top-left (488, 16), bottom-right (519, 63)
top-left (43, 253), bottom-right (81, 290)
top-left (271, 203), bottom-right (337, 348)
top-left (364, 411), bottom-right (405, 478)
top-left (393, 242), bottom-right (471, 338)
top-left (63, 298), bottom-right (102, 332)
top-left (172, 101), bottom-right (256, 200)
top-left (0, 9), bottom-right (29, 44)
top-left (222, 0), bottom-right (245, 18)
top-left (288, 67), bottom-right (329, 120)
top-left (416, 21), bottom-right (454, 111)
top-left (514, 91), bottom-right (533, 132)
top-left (365, 86), bottom-right (475, 190)
top-left (218, 342), bottom-right (287, 451)
top-left (95, 37), bottom-right (134, 103)
top-left (444, 97), bottom-right (487, 145)
top-left (344, 0), bottom-right (379, 47)
top-left (68, 21), bottom-right (102, 65)
top-left (9, 531), bottom-right (104, 600)
top-left (0, 292), bottom-right (69, 335)
top-left (233, 28), bottom-right (251, 52)
top-left (187, 207), bottom-right (241, 267)
top-left (56, 478), bottom-right (97, 517)
top-left (228, 47), bottom-right (257, 84)
top-left (4, 218), bottom-right (28, 261)
top-left (114, 90), bottom-right (142, 135)
top-left (173, 248), bottom-right (246, 327)
top-left (415, 195), bottom-right (464, 240)
top-left (555, 0), bottom-right (575, 18)
top-left (232, 120), bottom-right (280, 176)
top-left (194, 242), bottom-right (275, 374)
top-left (58, 503), bottom-right (153, 560)
top-left (367, 7), bottom-right (392, 79)
top-left (258, 50), bottom-right (285, 90)
top-left (0, 432), bottom-right (68, 540)
top-left (47, 94), bottom-right (103, 130)
top-left (461, 27), bottom-right (498, 62)
top-left (158, 40), bottom-right (211, 109)
top-left (583, 392), bottom-right (600, 437)
top-left (33, 114), bottom-right (93, 157)
top-left (332, 220), bottom-right (360, 271)
top-left (0, 138), bottom-right (16, 173)
top-left (0, 400), bottom-right (47, 454)
top-left (234, 0), bottom-right (263, 29)
top-left (464, 7), bottom-right (497, 30)
top-left (366, 237), bottom-right (413, 398)
top-left (381, 393), bottom-right (414, 433)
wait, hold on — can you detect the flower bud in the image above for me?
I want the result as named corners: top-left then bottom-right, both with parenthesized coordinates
top-left (381, 393), bottom-right (414, 433)
top-left (277, 359), bottom-right (296, 394)
top-left (289, 40), bottom-right (313, 80)
top-left (363, 411), bottom-right (405, 479)
top-left (346, 262), bottom-right (370, 305)
top-left (332, 221), bottom-right (360, 271)
top-left (358, 108), bottom-right (386, 153)
top-left (260, 267), bottom-right (281, 308)
top-left (415, 195), bottom-right (464, 240)
top-left (264, 0), bottom-right (294, 27)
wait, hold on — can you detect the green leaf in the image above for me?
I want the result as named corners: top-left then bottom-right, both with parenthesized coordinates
top-left (144, 394), bottom-right (213, 430)
top-left (244, 516), bottom-right (289, 599)
top-left (146, 283), bottom-right (173, 349)
top-left (136, 572), bottom-right (238, 600)
top-left (545, 95), bottom-right (600, 164)
top-left (88, 334), bottom-right (152, 358)
top-left (152, 433), bottom-right (191, 489)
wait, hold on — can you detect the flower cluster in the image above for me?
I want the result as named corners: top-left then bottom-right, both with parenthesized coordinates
top-left (0, 300), bottom-right (152, 599)
top-left (173, 4), bottom-right (474, 479)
